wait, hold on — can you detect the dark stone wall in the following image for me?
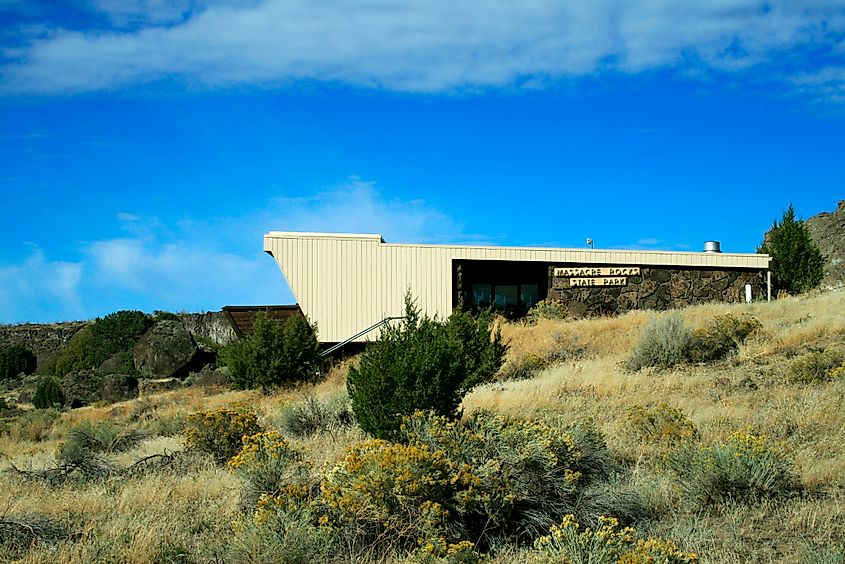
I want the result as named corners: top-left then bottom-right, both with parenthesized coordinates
top-left (547, 266), bottom-right (767, 317)
top-left (0, 312), bottom-right (236, 373)
top-left (0, 322), bottom-right (89, 369)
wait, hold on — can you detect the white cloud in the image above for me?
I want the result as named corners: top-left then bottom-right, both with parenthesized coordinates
top-left (2, 0), bottom-right (843, 96)
top-left (262, 178), bottom-right (479, 244)
top-left (0, 247), bottom-right (84, 323)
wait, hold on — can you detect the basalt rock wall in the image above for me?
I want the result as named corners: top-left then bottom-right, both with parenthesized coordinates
top-left (547, 266), bottom-right (767, 317)
top-left (1, 311), bottom-right (236, 372)
top-left (0, 321), bottom-right (90, 370)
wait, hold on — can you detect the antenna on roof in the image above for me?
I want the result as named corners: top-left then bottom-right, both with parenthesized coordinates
top-left (586, 238), bottom-right (594, 249)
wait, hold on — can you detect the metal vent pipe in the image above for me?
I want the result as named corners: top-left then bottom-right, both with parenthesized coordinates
top-left (703, 240), bottom-right (722, 253)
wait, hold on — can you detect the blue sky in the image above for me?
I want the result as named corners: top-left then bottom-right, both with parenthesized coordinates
top-left (1, 0), bottom-right (843, 323)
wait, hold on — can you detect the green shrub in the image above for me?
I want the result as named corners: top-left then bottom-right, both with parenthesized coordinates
top-left (688, 314), bottom-right (761, 363)
top-left (497, 354), bottom-right (547, 381)
top-left (527, 298), bottom-right (568, 323)
top-left (759, 203), bottom-right (825, 294)
top-left (0, 345), bottom-right (37, 380)
top-left (626, 313), bottom-right (692, 372)
top-left (347, 294), bottom-right (506, 439)
top-left (183, 408), bottom-right (262, 464)
top-left (32, 377), bottom-right (65, 409)
top-left (667, 429), bottom-right (800, 506)
top-left (532, 514), bottom-right (698, 563)
top-left (222, 312), bottom-right (321, 390)
top-left (785, 349), bottom-right (845, 384)
top-left (60, 419), bottom-right (146, 457)
top-left (53, 310), bottom-right (153, 377)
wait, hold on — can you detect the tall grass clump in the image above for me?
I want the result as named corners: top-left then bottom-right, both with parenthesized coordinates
top-left (626, 313), bottom-right (692, 371)
top-left (526, 298), bottom-right (568, 323)
top-left (277, 391), bottom-right (353, 437)
top-left (347, 294), bottom-right (506, 439)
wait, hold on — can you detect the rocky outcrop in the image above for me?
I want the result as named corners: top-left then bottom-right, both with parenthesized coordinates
top-left (806, 200), bottom-right (845, 290)
top-left (61, 370), bottom-right (138, 408)
top-left (0, 322), bottom-right (89, 372)
top-left (133, 321), bottom-right (203, 379)
top-left (177, 312), bottom-right (237, 346)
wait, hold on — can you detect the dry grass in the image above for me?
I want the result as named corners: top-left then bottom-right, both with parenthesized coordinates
top-left (1, 290), bottom-right (844, 562)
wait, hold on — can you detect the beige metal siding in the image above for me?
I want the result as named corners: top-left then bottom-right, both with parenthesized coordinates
top-left (264, 232), bottom-right (771, 343)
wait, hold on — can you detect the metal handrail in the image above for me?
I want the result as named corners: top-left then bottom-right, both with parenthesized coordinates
top-left (320, 316), bottom-right (407, 357)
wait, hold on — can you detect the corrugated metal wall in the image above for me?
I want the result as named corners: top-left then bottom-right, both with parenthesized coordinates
top-left (264, 232), bottom-right (771, 343)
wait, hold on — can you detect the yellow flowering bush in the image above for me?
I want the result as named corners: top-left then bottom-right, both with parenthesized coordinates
top-left (408, 539), bottom-right (481, 563)
top-left (183, 408), bottom-right (262, 464)
top-left (668, 428), bottom-right (800, 506)
top-left (401, 410), bottom-right (586, 543)
top-left (532, 514), bottom-right (697, 563)
top-left (230, 491), bottom-right (334, 562)
top-left (623, 404), bottom-right (698, 462)
top-left (785, 349), bottom-right (845, 383)
top-left (321, 439), bottom-right (463, 550)
top-left (228, 431), bottom-right (312, 509)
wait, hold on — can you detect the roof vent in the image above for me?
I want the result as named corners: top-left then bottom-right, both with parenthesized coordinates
top-left (703, 241), bottom-right (721, 253)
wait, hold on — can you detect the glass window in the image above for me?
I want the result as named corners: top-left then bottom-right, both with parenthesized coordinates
top-left (472, 284), bottom-right (492, 307)
top-left (520, 284), bottom-right (539, 308)
top-left (494, 285), bottom-right (518, 308)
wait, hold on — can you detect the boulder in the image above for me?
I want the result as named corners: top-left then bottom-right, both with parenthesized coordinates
top-left (133, 321), bottom-right (200, 379)
top-left (61, 370), bottom-right (138, 407)
top-left (186, 365), bottom-right (230, 389)
top-left (61, 369), bottom-right (101, 407)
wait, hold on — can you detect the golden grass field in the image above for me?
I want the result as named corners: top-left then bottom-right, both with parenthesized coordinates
top-left (1, 289), bottom-right (844, 562)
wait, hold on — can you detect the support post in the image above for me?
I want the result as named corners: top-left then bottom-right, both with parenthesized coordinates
top-left (767, 271), bottom-right (772, 302)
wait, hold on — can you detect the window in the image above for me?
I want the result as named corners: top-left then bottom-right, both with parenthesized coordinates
top-left (494, 285), bottom-right (518, 308)
top-left (520, 284), bottom-right (539, 308)
top-left (471, 284), bottom-right (492, 307)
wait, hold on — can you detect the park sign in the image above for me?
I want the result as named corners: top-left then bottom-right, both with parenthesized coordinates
top-left (554, 266), bottom-right (641, 288)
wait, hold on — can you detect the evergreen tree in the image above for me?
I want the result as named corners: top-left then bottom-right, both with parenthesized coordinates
top-left (347, 294), bottom-right (506, 440)
top-left (760, 204), bottom-right (824, 294)
top-left (223, 312), bottom-right (321, 390)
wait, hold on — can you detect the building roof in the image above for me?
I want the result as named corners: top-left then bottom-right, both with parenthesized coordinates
top-left (264, 231), bottom-right (770, 343)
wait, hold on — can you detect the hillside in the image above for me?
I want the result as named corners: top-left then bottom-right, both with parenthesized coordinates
top-left (807, 199), bottom-right (845, 290)
top-left (1, 290), bottom-right (844, 562)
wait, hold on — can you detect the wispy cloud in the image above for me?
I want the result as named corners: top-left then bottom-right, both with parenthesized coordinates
top-left (1, 1), bottom-right (843, 98)
top-left (262, 178), bottom-right (482, 245)
top-left (0, 246), bottom-right (84, 323)
top-left (0, 179), bottom-right (474, 323)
